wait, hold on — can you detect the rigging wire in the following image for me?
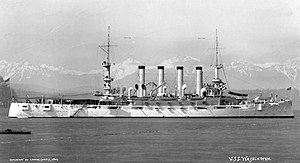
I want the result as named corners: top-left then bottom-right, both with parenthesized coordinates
top-left (222, 68), bottom-right (230, 90)
top-left (203, 69), bottom-right (214, 83)
top-left (225, 72), bottom-right (264, 89)
top-left (108, 43), bottom-right (121, 89)
top-left (109, 28), bottom-right (139, 60)
top-left (218, 48), bottom-right (230, 90)
top-left (100, 47), bottom-right (106, 92)
top-left (94, 47), bottom-right (101, 91)
top-left (207, 44), bottom-right (216, 67)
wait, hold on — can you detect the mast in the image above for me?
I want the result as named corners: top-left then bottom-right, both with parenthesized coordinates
top-left (100, 26), bottom-right (114, 95)
top-left (215, 29), bottom-right (219, 74)
top-left (107, 26), bottom-right (110, 63)
top-left (213, 29), bottom-right (223, 83)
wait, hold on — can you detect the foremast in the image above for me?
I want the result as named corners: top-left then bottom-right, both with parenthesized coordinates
top-left (100, 26), bottom-right (114, 95)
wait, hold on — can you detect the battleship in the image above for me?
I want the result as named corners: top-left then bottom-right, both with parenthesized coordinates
top-left (8, 27), bottom-right (294, 118)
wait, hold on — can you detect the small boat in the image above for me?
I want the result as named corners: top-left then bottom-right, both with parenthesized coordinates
top-left (0, 128), bottom-right (31, 134)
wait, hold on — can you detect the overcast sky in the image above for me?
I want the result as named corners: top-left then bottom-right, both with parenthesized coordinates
top-left (0, 0), bottom-right (299, 71)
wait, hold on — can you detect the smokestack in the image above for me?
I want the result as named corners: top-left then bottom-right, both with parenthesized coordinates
top-left (138, 66), bottom-right (145, 97)
top-left (157, 66), bottom-right (164, 96)
top-left (196, 66), bottom-right (203, 95)
top-left (177, 66), bottom-right (184, 97)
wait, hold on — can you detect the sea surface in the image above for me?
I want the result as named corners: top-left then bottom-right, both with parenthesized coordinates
top-left (0, 107), bottom-right (299, 163)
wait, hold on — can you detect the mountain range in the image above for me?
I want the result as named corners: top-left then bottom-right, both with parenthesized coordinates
top-left (0, 56), bottom-right (299, 94)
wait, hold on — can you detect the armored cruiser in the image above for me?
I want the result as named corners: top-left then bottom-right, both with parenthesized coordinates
top-left (8, 27), bottom-right (294, 118)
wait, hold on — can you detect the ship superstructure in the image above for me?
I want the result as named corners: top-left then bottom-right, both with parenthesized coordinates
top-left (8, 27), bottom-right (294, 118)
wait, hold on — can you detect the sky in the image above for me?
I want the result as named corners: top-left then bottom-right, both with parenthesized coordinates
top-left (0, 0), bottom-right (299, 71)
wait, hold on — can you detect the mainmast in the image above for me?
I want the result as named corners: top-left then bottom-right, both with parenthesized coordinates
top-left (212, 29), bottom-right (223, 83)
top-left (100, 26), bottom-right (114, 95)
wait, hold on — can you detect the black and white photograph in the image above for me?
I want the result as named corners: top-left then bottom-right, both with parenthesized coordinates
top-left (0, 0), bottom-right (299, 162)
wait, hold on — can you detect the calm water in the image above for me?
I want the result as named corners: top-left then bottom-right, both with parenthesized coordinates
top-left (0, 107), bottom-right (299, 163)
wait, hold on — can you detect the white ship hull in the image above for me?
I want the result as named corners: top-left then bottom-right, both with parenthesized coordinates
top-left (8, 101), bottom-right (294, 118)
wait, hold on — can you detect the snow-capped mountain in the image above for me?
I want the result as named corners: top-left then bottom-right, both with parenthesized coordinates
top-left (0, 60), bottom-right (98, 91)
top-left (0, 60), bottom-right (87, 81)
top-left (0, 58), bottom-right (145, 91)
top-left (0, 56), bottom-right (299, 93)
top-left (0, 58), bottom-right (145, 81)
top-left (112, 58), bottom-right (143, 80)
top-left (158, 56), bottom-right (202, 73)
top-left (226, 58), bottom-right (300, 86)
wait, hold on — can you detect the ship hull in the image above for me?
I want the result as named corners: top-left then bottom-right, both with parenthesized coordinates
top-left (8, 101), bottom-right (294, 118)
